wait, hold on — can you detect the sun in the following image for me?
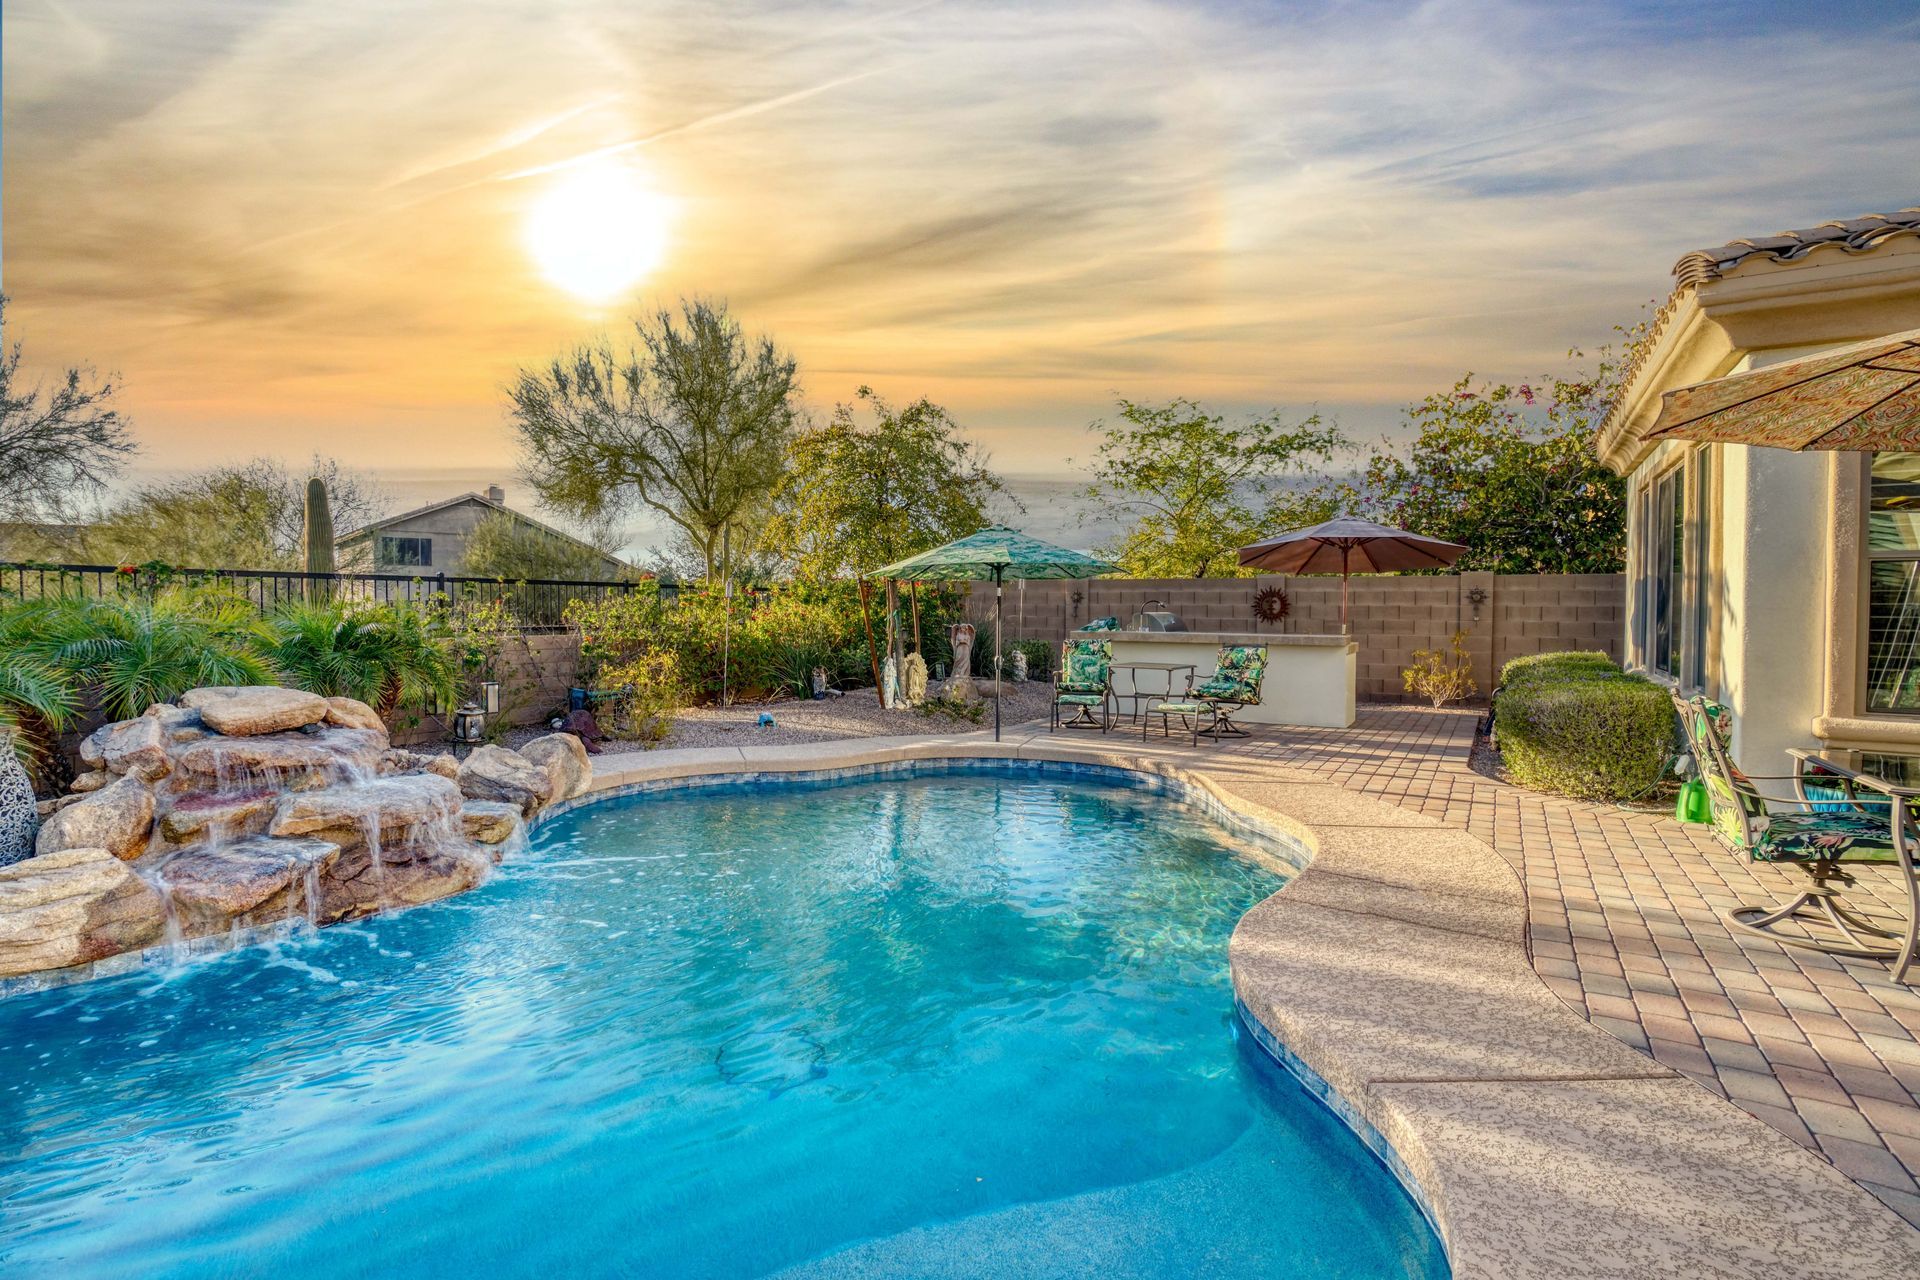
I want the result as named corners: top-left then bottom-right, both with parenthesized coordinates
top-left (525, 161), bottom-right (671, 302)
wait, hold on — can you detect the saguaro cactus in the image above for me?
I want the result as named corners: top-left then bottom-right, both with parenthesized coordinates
top-left (303, 479), bottom-right (335, 600)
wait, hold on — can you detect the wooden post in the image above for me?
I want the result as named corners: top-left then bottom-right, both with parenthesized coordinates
top-left (909, 581), bottom-right (923, 653)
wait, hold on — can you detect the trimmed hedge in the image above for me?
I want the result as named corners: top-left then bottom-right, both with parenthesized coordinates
top-left (1493, 651), bottom-right (1674, 801)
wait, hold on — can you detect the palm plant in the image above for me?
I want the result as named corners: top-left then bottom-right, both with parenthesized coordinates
top-left (0, 599), bottom-right (80, 765)
top-left (267, 600), bottom-right (459, 721)
top-left (29, 588), bottom-right (274, 722)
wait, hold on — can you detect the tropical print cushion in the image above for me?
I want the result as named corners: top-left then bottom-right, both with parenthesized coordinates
top-left (1151, 700), bottom-right (1207, 714)
top-left (1753, 811), bottom-right (1899, 863)
top-left (1081, 617), bottom-right (1121, 632)
top-left (1055, 693), bottom-right (1105, 706)
top-left (1197, 645), bottom-right (1268, 703)
top-left (1057, 639), bottom-right (1111, 693)
top-left (1674, 695), bottom-right (1765, 850)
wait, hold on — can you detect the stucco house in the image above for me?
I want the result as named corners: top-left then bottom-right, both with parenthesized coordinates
top-left (1599, 207), bottom-right (1920, 774)
top-left (335, 485), bottom-right (629, 581)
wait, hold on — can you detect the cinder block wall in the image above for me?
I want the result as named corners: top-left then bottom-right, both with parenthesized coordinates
top-left (967, 573), bottom-right (1625, 703)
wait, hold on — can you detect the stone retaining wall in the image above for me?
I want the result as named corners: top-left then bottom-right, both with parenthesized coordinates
top-left (966, 573), bottom-right (1625, 702)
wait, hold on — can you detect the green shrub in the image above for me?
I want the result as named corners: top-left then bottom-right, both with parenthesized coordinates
top-left (1493, 651), bottom-right (1674, 801)
top-left (266, 600), bottom-right (459, 723)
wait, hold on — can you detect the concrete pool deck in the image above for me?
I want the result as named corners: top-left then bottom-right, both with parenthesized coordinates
top-left (590, 711), bottom-right (1920, 1279)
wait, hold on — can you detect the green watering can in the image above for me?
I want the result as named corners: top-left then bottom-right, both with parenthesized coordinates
top-left (1675, 777), bottom-right (1712, 825)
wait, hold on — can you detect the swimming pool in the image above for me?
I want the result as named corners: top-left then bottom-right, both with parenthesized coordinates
top-left (1, 763), bottom-right (1447, 1278)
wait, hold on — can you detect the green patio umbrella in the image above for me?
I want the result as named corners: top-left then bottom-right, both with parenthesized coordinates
top-left (869, 526), bottom-right (1118, 740)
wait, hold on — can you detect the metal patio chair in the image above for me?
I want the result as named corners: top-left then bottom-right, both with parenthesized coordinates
top-left (1191, 644), bottom-right (1269, 739)
top-left (1675, 694), bottom-right (1918, 981)
top-left (1051, 638), bottom-right (1114, 733)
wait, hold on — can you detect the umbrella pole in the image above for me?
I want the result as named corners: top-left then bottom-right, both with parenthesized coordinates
top-left (994, 567), bottom-right (1004, 742)
top-left (1341, 544), bottom-right (1351, 633)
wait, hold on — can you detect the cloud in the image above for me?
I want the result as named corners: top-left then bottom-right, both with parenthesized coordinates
top-left (2, 0), bottom-right (1917, 476)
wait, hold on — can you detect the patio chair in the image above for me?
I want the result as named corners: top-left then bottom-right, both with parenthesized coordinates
top-left (1051, 638), bottom-right (1114, 733)
top-left (1191, 645), bottom-right (1269, 739)
top-left (1141, 675), bottom-right (1218, 747)
top-left (1674, 694), bottom-right (1915, 974)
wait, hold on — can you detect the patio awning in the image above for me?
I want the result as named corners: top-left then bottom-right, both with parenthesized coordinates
top-left (1645, 326), bottom-right (1920, 451)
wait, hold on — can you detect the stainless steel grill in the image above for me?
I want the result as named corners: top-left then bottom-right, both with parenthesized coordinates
top-left (1128, 600), bottom-right (1188, 631)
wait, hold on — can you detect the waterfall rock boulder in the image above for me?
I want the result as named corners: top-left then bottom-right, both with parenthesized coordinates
top-left (174, 728), bottom-right (386, 790)
top-left (70, 771), bottom-right (110, 794)
top-left (459, 801), bottom-right (524, 845)
top-left (158, 791), bottom-right (279, 844)
top-left (157, 837), bottom-right (340, 936)
top-left (270, 774), bottom-right (463, 846)
top-left (519, 734), bottom-right (591, 802)
top-left (99, 716), bottom-right (171, 781)
top-left (181, 686), bottom-right (331, 737)
top-left (0, 849), bottom-right (167, 977)
top-left (143, 703), bottom-right (210, 743)
top-left (36, 776), bottom-right (155, 861)
top-left (318, 843), bottom-right (489, 922)
top-left (457, 745), bottom-right (555, 815)
top-left (323, 697), bottom-right (386, 733)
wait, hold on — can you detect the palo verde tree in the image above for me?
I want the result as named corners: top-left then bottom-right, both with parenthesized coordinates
top-left (509, 298), bottom-right (800, 581)
top-left (0, 295), bottom-right (136, 525)
top-left (766, 386), bottom-right (1013, 579)
top-left (1082, 398), bottom-right (1349, 578)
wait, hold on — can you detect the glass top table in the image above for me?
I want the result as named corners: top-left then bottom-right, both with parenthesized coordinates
top-left (1109, 661), bottom-right (1197, 719)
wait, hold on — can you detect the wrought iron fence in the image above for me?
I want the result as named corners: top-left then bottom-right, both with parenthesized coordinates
top-left (0, 562), bottom-right (636, 629)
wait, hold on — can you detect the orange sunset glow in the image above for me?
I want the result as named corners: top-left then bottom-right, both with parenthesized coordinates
top-left (4, 1), bottom-right (1915, 488)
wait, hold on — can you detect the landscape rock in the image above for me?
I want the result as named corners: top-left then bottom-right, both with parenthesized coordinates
top-left (78, 727), bottom-right (108, 769)
top-left (99, 716), bottom-right (171, 781)
top-left (519, 733), bottom-right (592, 802)
top-left (69, 770), bottom-right (110, 793)
top-left (270, 774), bottom-right (463, 845)
top-left (456, 745), bottom-right (555, 815)
top-left (157, 790), bottom-right (279, 844)
top-left (154, 837), bottom-right (340, 936)
top-left (0, 848), bottom-right (167, 977)
top-left (36, 776), bottom-right (155, 861)
top-left (173, 728), bottom-right (385, 790)
top-left (324, 696), bottom-right (387, 733)
top-left (317, 842), bottom-right (489, 922)
top-left (459, 800), bottom-right (524, 845)
top-left (422, 754), bottom-right (460, 781)
top-left (143, 703), bottom-right (209, 742)
top-left (180, 686), bottom-right (330, 737)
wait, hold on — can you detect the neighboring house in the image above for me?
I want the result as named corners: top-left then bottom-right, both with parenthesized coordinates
top-left (334, 485), bottom-right (628, 580)
top-left (1599, 208), bottom-right (1920, 774)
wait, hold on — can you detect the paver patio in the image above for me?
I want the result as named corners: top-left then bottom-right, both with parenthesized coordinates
top-left (1218, 703), bottom-right (1920, 1227)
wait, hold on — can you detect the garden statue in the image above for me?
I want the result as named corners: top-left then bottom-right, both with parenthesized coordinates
top-left (882, 656), bottom-right (900, 710)
top-left (0, 741), bottom-right (36, 867)
top-left (1010, 650), bottom-right (1029, 683)
top-left (902, 653), bottom-right (928, 707)
top-left (948, 623), bottom-right (977, 700)
top-left (811, 667), bottom-right (829, 700)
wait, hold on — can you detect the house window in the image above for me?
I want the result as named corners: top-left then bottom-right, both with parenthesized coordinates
top-left (1628, 451), bottom-right (1712, 687)
top-left (1646, 465), bottom-right (1685, 679)
top-left (377, 536), bottom-right (432, 568)
top-left (1865, 452), bottom-right (1920, 712)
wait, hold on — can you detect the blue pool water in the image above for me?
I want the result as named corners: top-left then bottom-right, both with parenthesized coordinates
top-left (1, 766), bottom-right (1447, 1279)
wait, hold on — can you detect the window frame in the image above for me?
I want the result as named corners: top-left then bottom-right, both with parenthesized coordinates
top-left (377, 535), bottom-right (433, 569)
top-left (1863, 451), bottom-right (1920, 716)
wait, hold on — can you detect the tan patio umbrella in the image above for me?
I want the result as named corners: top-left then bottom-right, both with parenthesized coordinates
top-left (1646, 327), bottom-right (1920, 450)
top-left (1237, 517), bottom-right (1467, 629)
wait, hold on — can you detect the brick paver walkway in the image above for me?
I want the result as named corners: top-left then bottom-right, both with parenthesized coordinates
top-left (1223, 705), bottom-right (1920, 1227)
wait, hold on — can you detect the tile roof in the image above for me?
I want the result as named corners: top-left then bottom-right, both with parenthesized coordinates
top-left (1672, 207), bottom-right (1920, 288)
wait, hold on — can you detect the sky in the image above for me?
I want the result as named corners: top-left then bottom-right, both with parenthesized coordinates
top-left (5, 0), bottom-right (1919, 497)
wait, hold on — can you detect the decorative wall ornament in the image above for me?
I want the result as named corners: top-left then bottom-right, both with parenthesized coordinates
top-left (1252, 584), bottom-right (1291, 625)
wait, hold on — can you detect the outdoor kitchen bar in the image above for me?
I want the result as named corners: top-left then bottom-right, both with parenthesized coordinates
top-left (1069, 623), bottom-right (1358, 729)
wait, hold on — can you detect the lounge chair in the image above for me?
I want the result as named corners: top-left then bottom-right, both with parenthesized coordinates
top-left (1051, 638), bottom-right (1114, 733)
top-left (1675, 693), bottom-right (1917, 979)
top-left (1191, 644), bottom-right (1268, 739)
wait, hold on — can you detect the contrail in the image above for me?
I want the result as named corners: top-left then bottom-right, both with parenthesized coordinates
top-left (494, 69), bottom-right (881, 184)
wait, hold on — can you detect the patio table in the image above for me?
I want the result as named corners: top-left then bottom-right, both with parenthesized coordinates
top-left (1109, 661), bottom-right (1197, 721)
top-left (1791, 748), bottom-right (1920, 983)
